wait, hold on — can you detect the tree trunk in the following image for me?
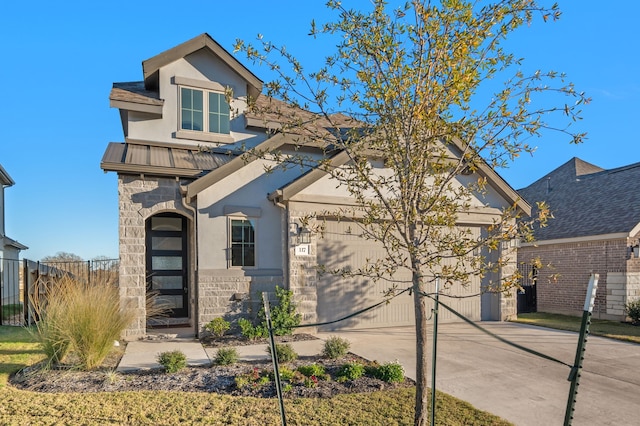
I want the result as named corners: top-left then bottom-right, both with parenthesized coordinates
top-left (413, 272), bottom-right (430, 425)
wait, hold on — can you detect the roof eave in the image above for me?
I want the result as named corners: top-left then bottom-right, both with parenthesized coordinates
top-left (100, 161), bottom-right (202, 178)
top-left (3, 236), bottom-right (28, 251)
top-left (0, 164), bottom-right (15, 186)
top-left (110, 99), bottom-right (163, 116)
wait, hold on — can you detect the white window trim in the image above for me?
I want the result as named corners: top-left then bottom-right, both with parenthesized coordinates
top-left (227, 216), bottom-right (257, 269)
top-left (173, 76), bottom-right (234, 144)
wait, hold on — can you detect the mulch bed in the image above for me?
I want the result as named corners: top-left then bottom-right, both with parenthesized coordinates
top-left (10, 334), bottom-right (415, 398)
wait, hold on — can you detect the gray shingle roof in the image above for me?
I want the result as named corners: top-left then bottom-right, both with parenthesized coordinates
top-left (518, 157), bottom-right (640, 240)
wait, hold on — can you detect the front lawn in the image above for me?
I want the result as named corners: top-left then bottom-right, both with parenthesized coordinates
top-left (0, 326), bottom-right (511, 425)
top-left (513, 313), bottom-right (640, 344)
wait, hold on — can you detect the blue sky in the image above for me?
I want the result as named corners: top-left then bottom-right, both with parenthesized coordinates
top-left (1, 1), bottom-right (638, 261)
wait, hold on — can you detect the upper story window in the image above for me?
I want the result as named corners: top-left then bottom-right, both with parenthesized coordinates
top-left (180, 87), bottom-right (230, 135)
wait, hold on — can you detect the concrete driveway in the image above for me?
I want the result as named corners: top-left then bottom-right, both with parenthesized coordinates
top-left (316, 322), bottom-right (640, 426)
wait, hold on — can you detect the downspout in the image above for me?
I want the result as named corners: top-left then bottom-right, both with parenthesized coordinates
top-left (181, 184), bottom-right (199, 338)
top-left (269, 190), bottom-right (290, 291)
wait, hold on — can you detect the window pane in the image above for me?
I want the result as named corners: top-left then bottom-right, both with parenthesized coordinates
top-left (150, 275), bottom-right (183, 290)
top-left (151, 217), bottom-right (182, 231)
top-left (181, 88), bottom-right (203, 131)
top-left (208, 92), bottom-right (230, 134)
top-left (181, 88), bottom-right (191, 108)
top-left (181, 110), bottom-right (192, 130)
top-left (209, 112), bottom-right (220, 133)
top-left (152, 237), bottom-right (182, 251)
top-left (243, 245), bottom-right (255, 266)
top-left (219, 116), bottom-right (230, 134)
top-left (156, 295), bottom-right (183, 309)
top-left (152, 256), bottom-right (182, 270)
top-left (231, 220), bottom-right (244, 242)
top-left (193, 90), bottom-right (203, 110)
top-left (193, 110), bottom-right (203, 131)
top-left (231, 246), bottom-right (243, 266)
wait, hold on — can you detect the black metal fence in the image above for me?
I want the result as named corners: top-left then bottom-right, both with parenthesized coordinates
top-left (0, 258), bottom-right (119, 326)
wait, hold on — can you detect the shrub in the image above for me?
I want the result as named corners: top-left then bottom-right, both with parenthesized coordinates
top-left (240, 286), bottom-right (301, 340)
top-left (303, 375), bottom-right (319, 388)
top-left (30, 275), bottom-right (135, 369)
top-left (235, 367), bottom-right (270, 389)
top-left (266, 343), bottom-right (298, 363)
top-left (625, 299), bottom-right (640, 324)
top-left (322, 336), bottom-right (351, 359)
top-left (157, 350), bottom-right (187, 373)
top-left (265, 286), bottom-right (302, 336)
top-left (297, 363), bottom-right (326, 379)
top-left (214, 347), bottom-right (239, 365)
top-left (336, 361), bottom-right (365, 382)
top-left (205, 317), bottom-right (231, 337)
top-left (238, 318), bottom-right (266, 340)
top-left (367, 361), bottom-right (405, 383)
top-left (273, 366), bottom-right (296, 381)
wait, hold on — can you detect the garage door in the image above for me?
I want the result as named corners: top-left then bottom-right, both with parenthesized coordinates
top-left (316, 220), bottom-right (480, 331)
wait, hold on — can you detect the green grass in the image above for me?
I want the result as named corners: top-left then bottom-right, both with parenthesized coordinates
top-left (0, 325), bottom-right (512, 425)
top-left (513, 313), bottom-right (640, 344)
top-left (0, 326), bottom-right (45, 387)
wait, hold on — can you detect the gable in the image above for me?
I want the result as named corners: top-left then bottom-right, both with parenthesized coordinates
top-left (267, 141), bottom-right (530, 219)
top-left (142, 33), bottom-right (262, 99)
top-left (519, 158), bottom-right (640, 240)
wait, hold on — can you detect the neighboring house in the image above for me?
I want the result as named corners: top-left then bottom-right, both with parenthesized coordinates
top-left (517, 157), bottom-right (640, 320)
top-left (0, 163), bottom-right (28, 305)
top-left (101, 33), bottom-right (529, 339)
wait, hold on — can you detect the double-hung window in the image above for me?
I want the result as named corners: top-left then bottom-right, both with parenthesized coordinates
top-left (230, 218), bottom-right (256, 267)
top-left (180, 87), bottom-right (230, 135)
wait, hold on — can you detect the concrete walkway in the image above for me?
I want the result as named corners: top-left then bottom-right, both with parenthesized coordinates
top-left (118, 323), bottom-right (640, 425)
top-left (117, 334), bottom-right (325, 372)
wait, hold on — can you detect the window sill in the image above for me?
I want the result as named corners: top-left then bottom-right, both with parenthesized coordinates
top-left (175, 130), bottom-right (234, 144)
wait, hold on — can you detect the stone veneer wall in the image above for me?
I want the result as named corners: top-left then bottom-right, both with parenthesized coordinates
top-left (607, 271), bottom-right (640, 318)
top-left (500, 245), bottom-right (519, 320)
top-left (196, 270), bottom-right (284, 334)
top-left (288, 212), bottom-right (319, 331)
top-left (118, 175), bottom-right (194, 340)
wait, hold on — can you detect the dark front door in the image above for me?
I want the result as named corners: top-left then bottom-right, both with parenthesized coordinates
top-left (517, 263), bottom-right (537, 314)
top-left (146, 213), bottom-right (188, 318)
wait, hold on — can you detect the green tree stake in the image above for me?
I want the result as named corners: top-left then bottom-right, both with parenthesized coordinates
top-left (263, 292), bottom-right (287, 426)
top-left (564, 273), bottom-right (598, 426)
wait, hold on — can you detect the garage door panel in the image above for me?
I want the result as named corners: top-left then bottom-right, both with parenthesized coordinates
top-left (317, 221), bottom-right (414, 330)
top-left (316, 220), bottom-right (480, 330)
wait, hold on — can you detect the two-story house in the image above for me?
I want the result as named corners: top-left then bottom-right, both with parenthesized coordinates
top-left (101, 33), bottom-right (529, 339)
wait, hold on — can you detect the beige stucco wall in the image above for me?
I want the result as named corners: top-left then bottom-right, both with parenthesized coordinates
top-left (126, 50), bottom-right (263, 150)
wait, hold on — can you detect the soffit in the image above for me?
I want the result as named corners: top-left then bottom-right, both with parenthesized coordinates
top-left (100, 141), bottom-right (233, 178)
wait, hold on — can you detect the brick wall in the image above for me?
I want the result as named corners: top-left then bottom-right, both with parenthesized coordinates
top-left (518, 238), bottom-right (631, 319)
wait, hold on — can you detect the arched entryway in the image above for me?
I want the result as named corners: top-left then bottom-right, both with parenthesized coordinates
top-left (145, 213), bottom-right (189, 319)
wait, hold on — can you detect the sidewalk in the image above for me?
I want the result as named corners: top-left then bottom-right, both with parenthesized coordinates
top-left (117, 334), bottom-right (325, 372)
